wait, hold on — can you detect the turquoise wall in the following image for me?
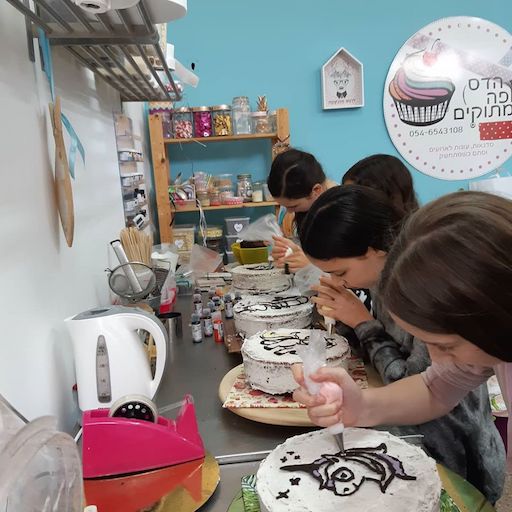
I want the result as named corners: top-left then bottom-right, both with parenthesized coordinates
top-left (167, 0), bottom-right (512, 212)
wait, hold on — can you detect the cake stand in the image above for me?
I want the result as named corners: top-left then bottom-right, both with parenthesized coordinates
top-left (219, 363), bottom-right (383, 427)
top-left (218, 364), bottom-right (313, 427)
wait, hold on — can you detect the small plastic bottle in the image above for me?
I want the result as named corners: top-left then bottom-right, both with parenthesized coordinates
top-left (202, 308), bottom-right (214, 337)
top-left (224, 294), bottom-right (234, 319)
top-left (208, 287), bottom-right (216, 300)
top-left (212, 296), bottom-right (222, 312)
top-left (207, 300), bottom-right (215, 312)
top-left (234, 291), bottom-right (242, 304)
top-left (190, 313), bottom-right (203, 343)
top-left (212, 311), bottom-right (224, 343)
top-left (192, 293), bottom-right (203, 315)
top-left (194, 287), bottom-right (201, 294)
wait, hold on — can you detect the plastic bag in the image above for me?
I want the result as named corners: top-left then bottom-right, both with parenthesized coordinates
top-left (469, 172), bottom-right (512, 200)
top-left (189, 244), bottom-right (223, 275)
top-left (237, 214), bottom-right (283, 242)
top-left (159, 270), bottom-right (177, 314)
top-left (294, 264), bottom-right (327, 296)
top-left (296, 330), bottom-right (326, 395)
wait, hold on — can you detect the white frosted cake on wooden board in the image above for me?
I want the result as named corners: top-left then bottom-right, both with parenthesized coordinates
top-left (257, 428), bottom-right (441, 512)
top-left (231, 264), bottom-right (292, 295)
top-left (242, 329), bottom-right (350, 394)
top-left (234, 296), bottom-right (313, 338)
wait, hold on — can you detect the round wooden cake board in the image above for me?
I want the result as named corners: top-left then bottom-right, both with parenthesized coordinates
top-left (219, 364), bottom-right (312, 427)
top-left (218, 364), bottom-right (383, 427)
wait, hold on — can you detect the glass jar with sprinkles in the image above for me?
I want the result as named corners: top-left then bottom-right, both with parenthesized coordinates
top-left (211, 105), bottom-right (233, 136)
top-left (192, 106), bottom-right (212, 137)
top-left (172, 107), bottom-right (193, 139)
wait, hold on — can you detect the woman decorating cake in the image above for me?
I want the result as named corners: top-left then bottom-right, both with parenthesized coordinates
top-left (268, 152), bottom-right (418, 273)
top-left (267, 148), bottom-right (336, 272)
top-left (292, 186), bottom-right (505, 503)
top-left (342, 153), bottom-right (419, 215)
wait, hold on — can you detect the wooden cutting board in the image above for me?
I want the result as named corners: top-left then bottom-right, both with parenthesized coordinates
top-left (50, 97), bottom-right (74, 247)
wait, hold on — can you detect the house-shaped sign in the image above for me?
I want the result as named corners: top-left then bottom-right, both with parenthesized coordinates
top-left (322, 48), bottom-right (364, 110)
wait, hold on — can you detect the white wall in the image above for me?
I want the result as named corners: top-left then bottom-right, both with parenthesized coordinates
top-left (0, 3), bottom-right (128, 432)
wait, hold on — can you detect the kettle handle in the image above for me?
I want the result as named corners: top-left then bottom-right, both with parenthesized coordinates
top-left (121, 311), bottom-right (168, 399)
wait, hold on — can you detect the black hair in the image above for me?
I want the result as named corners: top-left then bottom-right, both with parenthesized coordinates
top-left (380, 191), bottom-right (512, 362)
top-left (342, 154), bottom-right (419, 214)
top-left (267, 149), bottom-right (326, 199)
top-left (300, 185), bottom-right (404, 260)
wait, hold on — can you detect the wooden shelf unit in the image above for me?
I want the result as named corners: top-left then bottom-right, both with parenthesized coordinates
top-left (164, 133), bottom-right (278, 144)
top-left (175, 201), bottom-right (277, 213)
top-left (149, 108), bottom-right (290, 243)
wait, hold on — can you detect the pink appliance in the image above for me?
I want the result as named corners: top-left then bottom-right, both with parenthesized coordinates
top-left (82, 395), bottom-right (204, 478)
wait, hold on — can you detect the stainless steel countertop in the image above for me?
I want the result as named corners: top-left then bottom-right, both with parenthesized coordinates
top-left (155, 296), bottom-right (315, 510)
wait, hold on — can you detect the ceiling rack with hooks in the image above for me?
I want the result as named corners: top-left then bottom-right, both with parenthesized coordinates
top-left (4, 0), bottom-right (183, 102)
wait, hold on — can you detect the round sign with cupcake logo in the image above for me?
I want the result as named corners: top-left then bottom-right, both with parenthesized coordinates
top-left (384, 16), bottom-right (512, 180)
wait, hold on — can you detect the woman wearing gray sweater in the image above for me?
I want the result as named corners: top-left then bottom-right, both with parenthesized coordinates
top-left (300, 185), bottom-right (505, 503)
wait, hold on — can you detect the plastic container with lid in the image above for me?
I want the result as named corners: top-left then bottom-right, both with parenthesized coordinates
top-left (173, 107), bottom-right (193, 139)
top-left (213, 173), bottom-right (233, 188)
top-left (225, 216), bottom-right (250, 235)
top-left (173, 224), bottom-right (196, 252)
top-left (0, 396), bottom-right (83, 512)
top-left (237, 173), bottom-right (253, 202)
top-left (252, 181), bottom-right (264, 202)
top-left (219, 185), bottom-right (235, 204)
top-left (250, 111), bottom-right (271, 134)
top-left (211, 105), bottom-right (233, 136)
top-left (192, 106), bottom-right (212, 137)
top-left (232, 96), bottom-right (251, 135)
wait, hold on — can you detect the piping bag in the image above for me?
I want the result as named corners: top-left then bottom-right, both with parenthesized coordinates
top-left (297, 330), bottom-right (346, 454)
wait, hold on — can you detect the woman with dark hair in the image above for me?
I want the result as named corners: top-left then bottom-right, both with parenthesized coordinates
top-left (267, 148), bottom-right (336, 272)
top-left (342, 154), bottom-right (419, 215)
top-left (293, 186), bottom-right (506, 503)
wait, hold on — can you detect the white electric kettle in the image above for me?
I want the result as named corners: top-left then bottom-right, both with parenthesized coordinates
top-left (65, 306), bottom-right (168, 412)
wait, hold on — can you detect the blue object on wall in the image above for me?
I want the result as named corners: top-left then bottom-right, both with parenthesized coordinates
top-left (167, 0), bottom-right (512, 204)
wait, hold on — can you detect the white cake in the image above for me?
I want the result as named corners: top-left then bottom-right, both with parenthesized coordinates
top-left (231, 264), bottom-right (292, 295)
top-left (242, 329), bottom-right (350, 394)
top-left (234, 296), bottom-right (313, 338)
top-left (257, 429), bottom-right (441, 512)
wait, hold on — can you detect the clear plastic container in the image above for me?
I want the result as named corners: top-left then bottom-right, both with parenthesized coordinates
top-left (250, 111), bottom-right (271, 134)
top-left (0, 407), bottom-right (83, 512)
top-left (172, 107), bottom-right (193, 139)
top-left (232, 96), bottom-right (251, 135)
top-left (213, 174), bottom-right (233, 188)
top-left (252, 181), bottom-right (264, 202)
top-left (173, 224), bottom-right (196, 252)
top-left (192, 106), bottom-right (212, 137)
top-left (211, 105), bottom-right (233, 136)
top-left (220, 185), bottom-right (235, 204)
top-left (237, 173), bottom-right (253, 202)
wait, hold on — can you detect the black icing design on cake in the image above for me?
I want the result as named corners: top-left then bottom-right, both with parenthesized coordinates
top-left (290, 478), bottom-right (301, 485)
top-left (259, 330), bottom-right (336, 356)
top-left (247, 264), bottom-right (275, 271)
top-left (235, 296), bottom-right (309, 314)
top-left (280, 444), bottom-right (416, 496)
top-left (276, 490), bottom-right (290, 499)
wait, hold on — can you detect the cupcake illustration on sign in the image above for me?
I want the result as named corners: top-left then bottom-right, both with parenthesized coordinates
top-left (383, 16), bottom-right (512, 181)
top-left (389, 41), bottom-right (455, 126)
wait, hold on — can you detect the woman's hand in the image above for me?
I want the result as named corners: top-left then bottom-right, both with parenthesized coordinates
top-left (271, 237), bottom-right (309, 273)
top-left (271, 236), bottom-right (296, 261)
top-left (312, 276), bottom-right (373, 328)
top-left (292, 365), bottom-right (364, 427)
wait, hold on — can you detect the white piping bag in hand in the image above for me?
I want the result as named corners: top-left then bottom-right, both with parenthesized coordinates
top-left (297, 330), bottom-right (346, 453)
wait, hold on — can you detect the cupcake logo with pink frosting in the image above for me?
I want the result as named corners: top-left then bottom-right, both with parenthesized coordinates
top-left (389, 40), bottom-right (456, 127)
